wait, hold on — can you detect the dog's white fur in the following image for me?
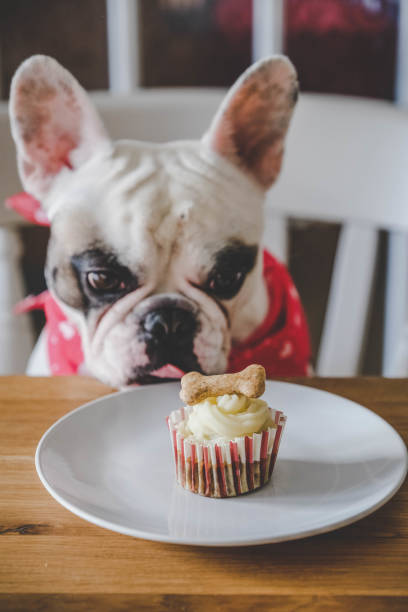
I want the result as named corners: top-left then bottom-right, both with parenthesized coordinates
top-left (10, 55), bottom-right (298, 387)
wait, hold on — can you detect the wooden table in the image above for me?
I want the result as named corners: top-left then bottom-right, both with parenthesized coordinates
top-left (0, 376), bottom-right (407, 611)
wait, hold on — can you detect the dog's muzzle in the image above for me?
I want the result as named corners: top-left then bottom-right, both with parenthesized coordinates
top-left (134, 294), bottom-right (201, 377)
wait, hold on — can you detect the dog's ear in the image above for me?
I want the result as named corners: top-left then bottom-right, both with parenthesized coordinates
top-left (9, 55), bottom-right (109, 201)
top-left (203, 56), bottom-right (298, 189)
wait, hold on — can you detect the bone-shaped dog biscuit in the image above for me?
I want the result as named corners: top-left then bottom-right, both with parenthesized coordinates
top-left (180, 364), bottom-right (266, 405)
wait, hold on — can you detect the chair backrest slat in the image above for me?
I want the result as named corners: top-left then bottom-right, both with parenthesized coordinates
top-left (316, 223), bottom-right (378, 376)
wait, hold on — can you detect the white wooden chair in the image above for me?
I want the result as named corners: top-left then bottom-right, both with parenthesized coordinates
top-left (1, 90), bottom-right (408, 376)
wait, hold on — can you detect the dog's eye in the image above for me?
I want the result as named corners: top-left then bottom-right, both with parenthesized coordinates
top-left (206, 269), bottom-right (245, 300)
top-left (86, 271), bottom-right (125, 292)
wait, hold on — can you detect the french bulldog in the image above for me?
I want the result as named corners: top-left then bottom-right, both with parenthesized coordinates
top-left (9, 54), bottom-right (299, 387)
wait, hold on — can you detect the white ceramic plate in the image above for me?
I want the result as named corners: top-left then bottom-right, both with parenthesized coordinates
top-left (36, 381), bottom-right (407, 546)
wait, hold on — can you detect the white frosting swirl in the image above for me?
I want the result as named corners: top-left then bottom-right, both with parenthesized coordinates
top-left (179, 393), bottom-right (273, 441)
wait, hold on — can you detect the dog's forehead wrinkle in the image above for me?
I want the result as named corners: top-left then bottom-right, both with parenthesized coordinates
top-left (111, 139), bottom-right (263, 207)
top-left (110, 149), bottom-right (161, 198)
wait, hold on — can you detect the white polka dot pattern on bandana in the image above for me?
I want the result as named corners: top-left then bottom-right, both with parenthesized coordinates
top-left (279, 341), bottom-right (293, 359)
top-left (58, 321), bottom-right (76, 340)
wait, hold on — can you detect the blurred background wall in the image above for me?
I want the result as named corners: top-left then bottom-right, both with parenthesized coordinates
top-left (0, 0), bottom-right (401, 373)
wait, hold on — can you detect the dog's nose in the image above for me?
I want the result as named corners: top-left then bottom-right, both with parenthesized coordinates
top-left (141, 307), bottom-right (196, 342)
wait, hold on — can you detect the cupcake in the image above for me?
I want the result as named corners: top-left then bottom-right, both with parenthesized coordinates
top-left (167, 365), bottom-right (286, 498)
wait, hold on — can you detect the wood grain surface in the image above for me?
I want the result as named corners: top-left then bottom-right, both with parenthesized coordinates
top-left (0, 376), bottom-right (407, 611)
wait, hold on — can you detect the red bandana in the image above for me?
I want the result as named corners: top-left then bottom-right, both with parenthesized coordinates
top-left (9, 192), bottom-right (311, 379)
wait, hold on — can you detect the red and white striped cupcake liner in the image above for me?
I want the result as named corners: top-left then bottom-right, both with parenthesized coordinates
top-left (167, 407), bottom-right (286, 498)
